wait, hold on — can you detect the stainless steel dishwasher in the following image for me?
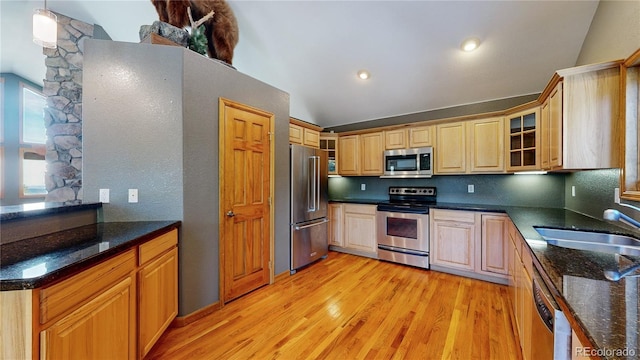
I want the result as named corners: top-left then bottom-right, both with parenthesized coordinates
top-left (531, 268), bottom-right (572, 360)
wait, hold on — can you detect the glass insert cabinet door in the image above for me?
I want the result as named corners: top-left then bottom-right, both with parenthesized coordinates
top-left (320, 135), bottom-right (338, 175)
top-left (507, 108), bottom-right (540, 171)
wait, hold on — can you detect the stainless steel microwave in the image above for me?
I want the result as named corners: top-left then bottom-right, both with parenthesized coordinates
top-left (381, 147), bottom-right (433, 178)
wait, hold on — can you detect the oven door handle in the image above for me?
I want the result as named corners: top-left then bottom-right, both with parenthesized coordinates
top-left (377, 244), bottom-right (429, 256)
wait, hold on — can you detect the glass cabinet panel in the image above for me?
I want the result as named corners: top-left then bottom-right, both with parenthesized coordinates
top-left (506, 108), bottom-right (540, 171)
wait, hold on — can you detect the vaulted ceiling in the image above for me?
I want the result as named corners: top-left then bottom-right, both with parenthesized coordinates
top-left (1, 1), bottom-right (600, 128)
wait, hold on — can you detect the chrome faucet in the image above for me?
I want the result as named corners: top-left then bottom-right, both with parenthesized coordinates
top-left (603, 208), bottom-right (640, 230)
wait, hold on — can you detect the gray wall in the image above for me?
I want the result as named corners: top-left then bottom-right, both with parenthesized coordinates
top-left (83, 40), bottom-right (290, 316)
top-left (576, 0), bottom-right (640, 66)
top-left (330, 173), bottom-right (566, 208)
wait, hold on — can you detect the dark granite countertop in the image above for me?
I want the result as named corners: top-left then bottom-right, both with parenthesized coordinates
top-left (329, 198), bottom-right (383, 205)
top-left (504, 207), bottom-right (640, 360)
top-left (0, 202), bottom-right (102, 221)
top-left (1, 221), bottom-right (180, 291)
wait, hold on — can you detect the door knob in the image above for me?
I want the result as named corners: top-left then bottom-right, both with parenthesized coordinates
top-left (226, 211), bottom-right (235, 217)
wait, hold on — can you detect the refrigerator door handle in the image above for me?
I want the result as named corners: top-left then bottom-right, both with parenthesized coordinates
top-left (294, 218), bottom-right (330, 230)
top-left (308, 156), bottom-right (316, 211)
top-left (315, 155), bottom-right (321, 211)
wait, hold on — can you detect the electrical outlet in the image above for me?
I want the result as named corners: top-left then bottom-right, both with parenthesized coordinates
top-left (99, 189), bottom-right (110, 203)
top-left (615, 187), bottom-right (620, 204)
top-left (361, 184), bottom-right (366, 191)
top-left (467, 184), bottom-right (474, 193)
top-left (571, 186), bottom-right (576, 197)
top-left (128, 189), bottom-right (138, 203)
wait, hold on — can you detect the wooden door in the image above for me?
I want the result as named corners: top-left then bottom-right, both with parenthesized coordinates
top-left (343, 204), bottom-right (377, 254)
top-left (430, 209), bottom-right (475, 271)
top-left (219, 98), bottom-right (274, 303)
top-left (384, 129), bottom-right (407, 149)
top-left (409, 125), bottom-right (433, 148)
top-left (540, 99), bottom-right (550, 169)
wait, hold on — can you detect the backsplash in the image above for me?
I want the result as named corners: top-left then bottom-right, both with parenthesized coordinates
top-left (565, 169), bottom-right (640, 224)
top-left (329, 173), bottom-right (566, 208)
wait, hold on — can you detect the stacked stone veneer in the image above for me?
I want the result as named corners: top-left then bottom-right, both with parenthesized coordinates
top-left (42, 13), bottom-right (95, 204)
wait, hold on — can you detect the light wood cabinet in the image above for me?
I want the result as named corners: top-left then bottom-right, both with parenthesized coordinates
top-left (320, 134), bottom-right (339, 175)
top-left (435, 122), bottom-right (466, 174)
top-left (384, 129), bottom-right (407, 149)
top-left (468, 117), bottom-right (505, 173)
top-left (480, 214), bottom-right (509, 276)
top-left (41, 276), bottom-right (135, 360)
top-left (338, 135), bottom-right (359, 175)
top-left (328, 203), bottom-right (344, 247)
top-left (289, 120), bottom-right (321, 148)
top-left (138, 231), bottom-right (178, 359)
top-left (342, 204), bottom-right (377, 255)
top-left (338, 132), bottom-right (384, 176)
top-left (507, 219), bottom-right (533, 360)
top-left (360, 132), bottom-right (384, 175)
top-left (620, 48), bottom-right (640, 201)
top-left (409, 125), bottom-right (434, 148)
top-left (289, 123), bottom-right (304, 145)
top-left (506, 108), bottom-right (539, 172)
top-left (430, 209), bottom-right (476, 271)
top-left (538, 61), bottom-right (621, 171)
top-left (430, 209), bottom-right (508, 282)
top-left (3, 229), bottom-right (179, 360)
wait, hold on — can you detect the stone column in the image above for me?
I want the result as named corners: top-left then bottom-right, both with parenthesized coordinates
top-left (42, 13), bottom-right (95, 204)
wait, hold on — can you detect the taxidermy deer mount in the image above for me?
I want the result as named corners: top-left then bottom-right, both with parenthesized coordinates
top-left (151, 0), bottom-right (239, 65)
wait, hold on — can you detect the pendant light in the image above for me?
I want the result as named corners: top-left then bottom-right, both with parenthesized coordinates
top-left (33, 0), bottom-right (57, 49)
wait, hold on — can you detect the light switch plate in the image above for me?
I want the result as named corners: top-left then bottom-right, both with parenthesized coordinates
top-left (467, 184), bottom-right (474, 193)
top-left (128, 189), bottom-right (138, 203)
top-left (361, 184), bottom-right (366, 191)
top-left (99, 189), bottom-right (110, 203)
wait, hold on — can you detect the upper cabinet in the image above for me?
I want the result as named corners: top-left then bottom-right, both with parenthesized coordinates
top-left (289, 118), bottom-right (322, 149)
top-left (435, 117), bottom-right (505, 174)
top-left (338, 132), bottom-right (384, 176)
top-left (320, 133), bottom-right (339, 175)
top-left (384, 125), bottom-right (434, 150)
top-left (435, 121), bottom-right (466, 174)
top-left (506, 108), bottom-right (539, 172)
top-left (468, 117), bottom-right (505, 173)
top-left (621, 49), bottom-right (640, 201)
top-left (539, 61), bottom-right (621, 171)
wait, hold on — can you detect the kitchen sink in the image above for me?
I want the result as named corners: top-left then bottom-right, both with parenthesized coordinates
top-left (534, 227), bottom-right (640, 257)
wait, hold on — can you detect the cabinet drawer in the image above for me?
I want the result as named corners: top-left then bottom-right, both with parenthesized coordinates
top-left (139, 229), bottom-right (178, 266)
top-left (40, 249), bottom-right (136, 325)
top-left (431, 209), bottom-right (476, 223)
top-left (344, 204), bottom-right (377, 216)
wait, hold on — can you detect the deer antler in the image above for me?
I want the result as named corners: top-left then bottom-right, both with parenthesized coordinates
top-left (187, 7), bottom-right (215, 30)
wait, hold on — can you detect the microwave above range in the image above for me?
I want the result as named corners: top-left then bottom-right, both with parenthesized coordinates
top-left (381, 146), bottom-right (433, 178)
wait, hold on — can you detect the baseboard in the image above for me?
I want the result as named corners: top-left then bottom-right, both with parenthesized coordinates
top-left (172, 301), bottom-right (221, 328)
top-left (274, 270), bottom-right (290, 283)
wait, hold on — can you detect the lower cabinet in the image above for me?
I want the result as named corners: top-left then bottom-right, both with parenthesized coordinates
top-left (508, 219), bottom-right (533, 360)
top-left (41, 276), bottom-right (136, 359)
top-left (138, 247), bottom-right (179, 358)
top-left (329, 203), bottom-right (377, 257)
top-left (328, 203), bottom-right (344, 247)
top-left (430, 209), bottom-right (509, 283)
top-left (6, 228), bottom-right (179, 360)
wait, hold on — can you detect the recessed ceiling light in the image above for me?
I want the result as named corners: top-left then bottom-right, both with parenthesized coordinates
top-left (461, 37), bottom-right (481, 52)
top-left (357, 70), bottom-right (370, 80)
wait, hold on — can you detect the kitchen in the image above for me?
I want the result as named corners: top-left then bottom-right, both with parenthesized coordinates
top-left (1, 0), bottom-right (640, 359)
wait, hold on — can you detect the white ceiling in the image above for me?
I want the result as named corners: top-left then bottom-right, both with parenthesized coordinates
top-left (1, 0), bottom-right (600, 128)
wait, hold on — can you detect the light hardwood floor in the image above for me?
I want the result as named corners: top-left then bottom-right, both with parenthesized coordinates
top-left (146, 251), bottom-right (521, 359)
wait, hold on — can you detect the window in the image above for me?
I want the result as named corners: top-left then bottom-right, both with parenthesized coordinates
top-left (20, 147), bottom-right (47, 197)
top-left (19, 82), bottom-right (47, 198)
top-left (20, 83), bottom-right (47, 144)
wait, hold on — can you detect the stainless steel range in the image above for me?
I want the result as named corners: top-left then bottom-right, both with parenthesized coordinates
top-left (376, 186), bottom-right (436, 269)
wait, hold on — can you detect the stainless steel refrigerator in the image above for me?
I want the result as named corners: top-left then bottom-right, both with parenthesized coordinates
top-left (290, 144), bottom-right (329, 273)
